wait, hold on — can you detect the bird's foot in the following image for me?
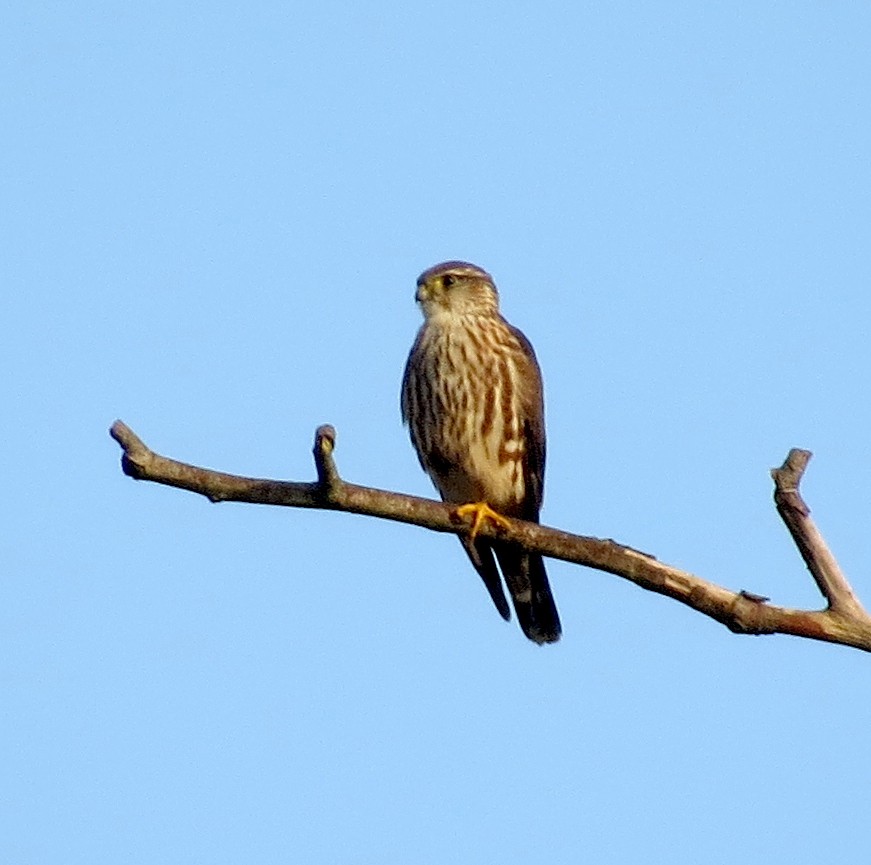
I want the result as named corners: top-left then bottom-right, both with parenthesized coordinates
top-left (454, 501), bottom-right (512, 542)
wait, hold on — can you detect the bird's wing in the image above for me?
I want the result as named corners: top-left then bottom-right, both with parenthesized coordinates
top-left (460, 536), bottom-right (512, 621)
top-left (507, 323), bottom-right (546, 521)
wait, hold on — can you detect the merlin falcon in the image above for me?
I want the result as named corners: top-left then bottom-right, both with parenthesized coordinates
top-left (401, 261), bottom-right (561, 643)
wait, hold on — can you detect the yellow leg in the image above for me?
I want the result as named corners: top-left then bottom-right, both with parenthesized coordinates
top-left (454, 501), bottom-right (513, 542)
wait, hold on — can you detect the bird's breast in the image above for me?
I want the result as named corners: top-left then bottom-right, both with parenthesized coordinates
top-left (413, 320), bottom-right (528, 511)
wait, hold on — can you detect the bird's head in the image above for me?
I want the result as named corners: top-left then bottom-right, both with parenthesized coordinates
top-left (414, 261), bottom-right (500, 320)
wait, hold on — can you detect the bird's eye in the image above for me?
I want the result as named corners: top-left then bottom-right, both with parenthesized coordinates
top-left (442, 275), bottom-right (455, 288)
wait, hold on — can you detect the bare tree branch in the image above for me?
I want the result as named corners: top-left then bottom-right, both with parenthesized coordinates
top-left (109, 420), bottom-right (871, 653)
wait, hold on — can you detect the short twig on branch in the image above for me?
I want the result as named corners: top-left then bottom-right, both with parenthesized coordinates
top-left (109, 420), bottom-right (871, 653)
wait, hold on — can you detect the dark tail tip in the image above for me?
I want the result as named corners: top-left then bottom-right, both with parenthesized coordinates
top-left (494, 547), bottom-right (562, 645)
top-left (516, 599), bottom-right (562, 644)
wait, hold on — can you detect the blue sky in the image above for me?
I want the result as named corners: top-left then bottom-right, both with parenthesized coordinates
top-left (4, 2), bottom-right (871, 862)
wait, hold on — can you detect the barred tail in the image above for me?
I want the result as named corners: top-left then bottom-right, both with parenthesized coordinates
top-left (493, 545), bottom-right (561, 644)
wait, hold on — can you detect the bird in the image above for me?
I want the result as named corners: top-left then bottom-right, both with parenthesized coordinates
top-left (401, 261), bottom-right (561, 644)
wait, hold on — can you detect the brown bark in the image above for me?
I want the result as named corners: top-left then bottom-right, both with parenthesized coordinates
top-left (110, 420), bottom-right (871, 653)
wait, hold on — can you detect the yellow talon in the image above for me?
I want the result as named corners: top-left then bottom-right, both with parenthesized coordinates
top-left (454, 501), bottom-right (513, 542)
